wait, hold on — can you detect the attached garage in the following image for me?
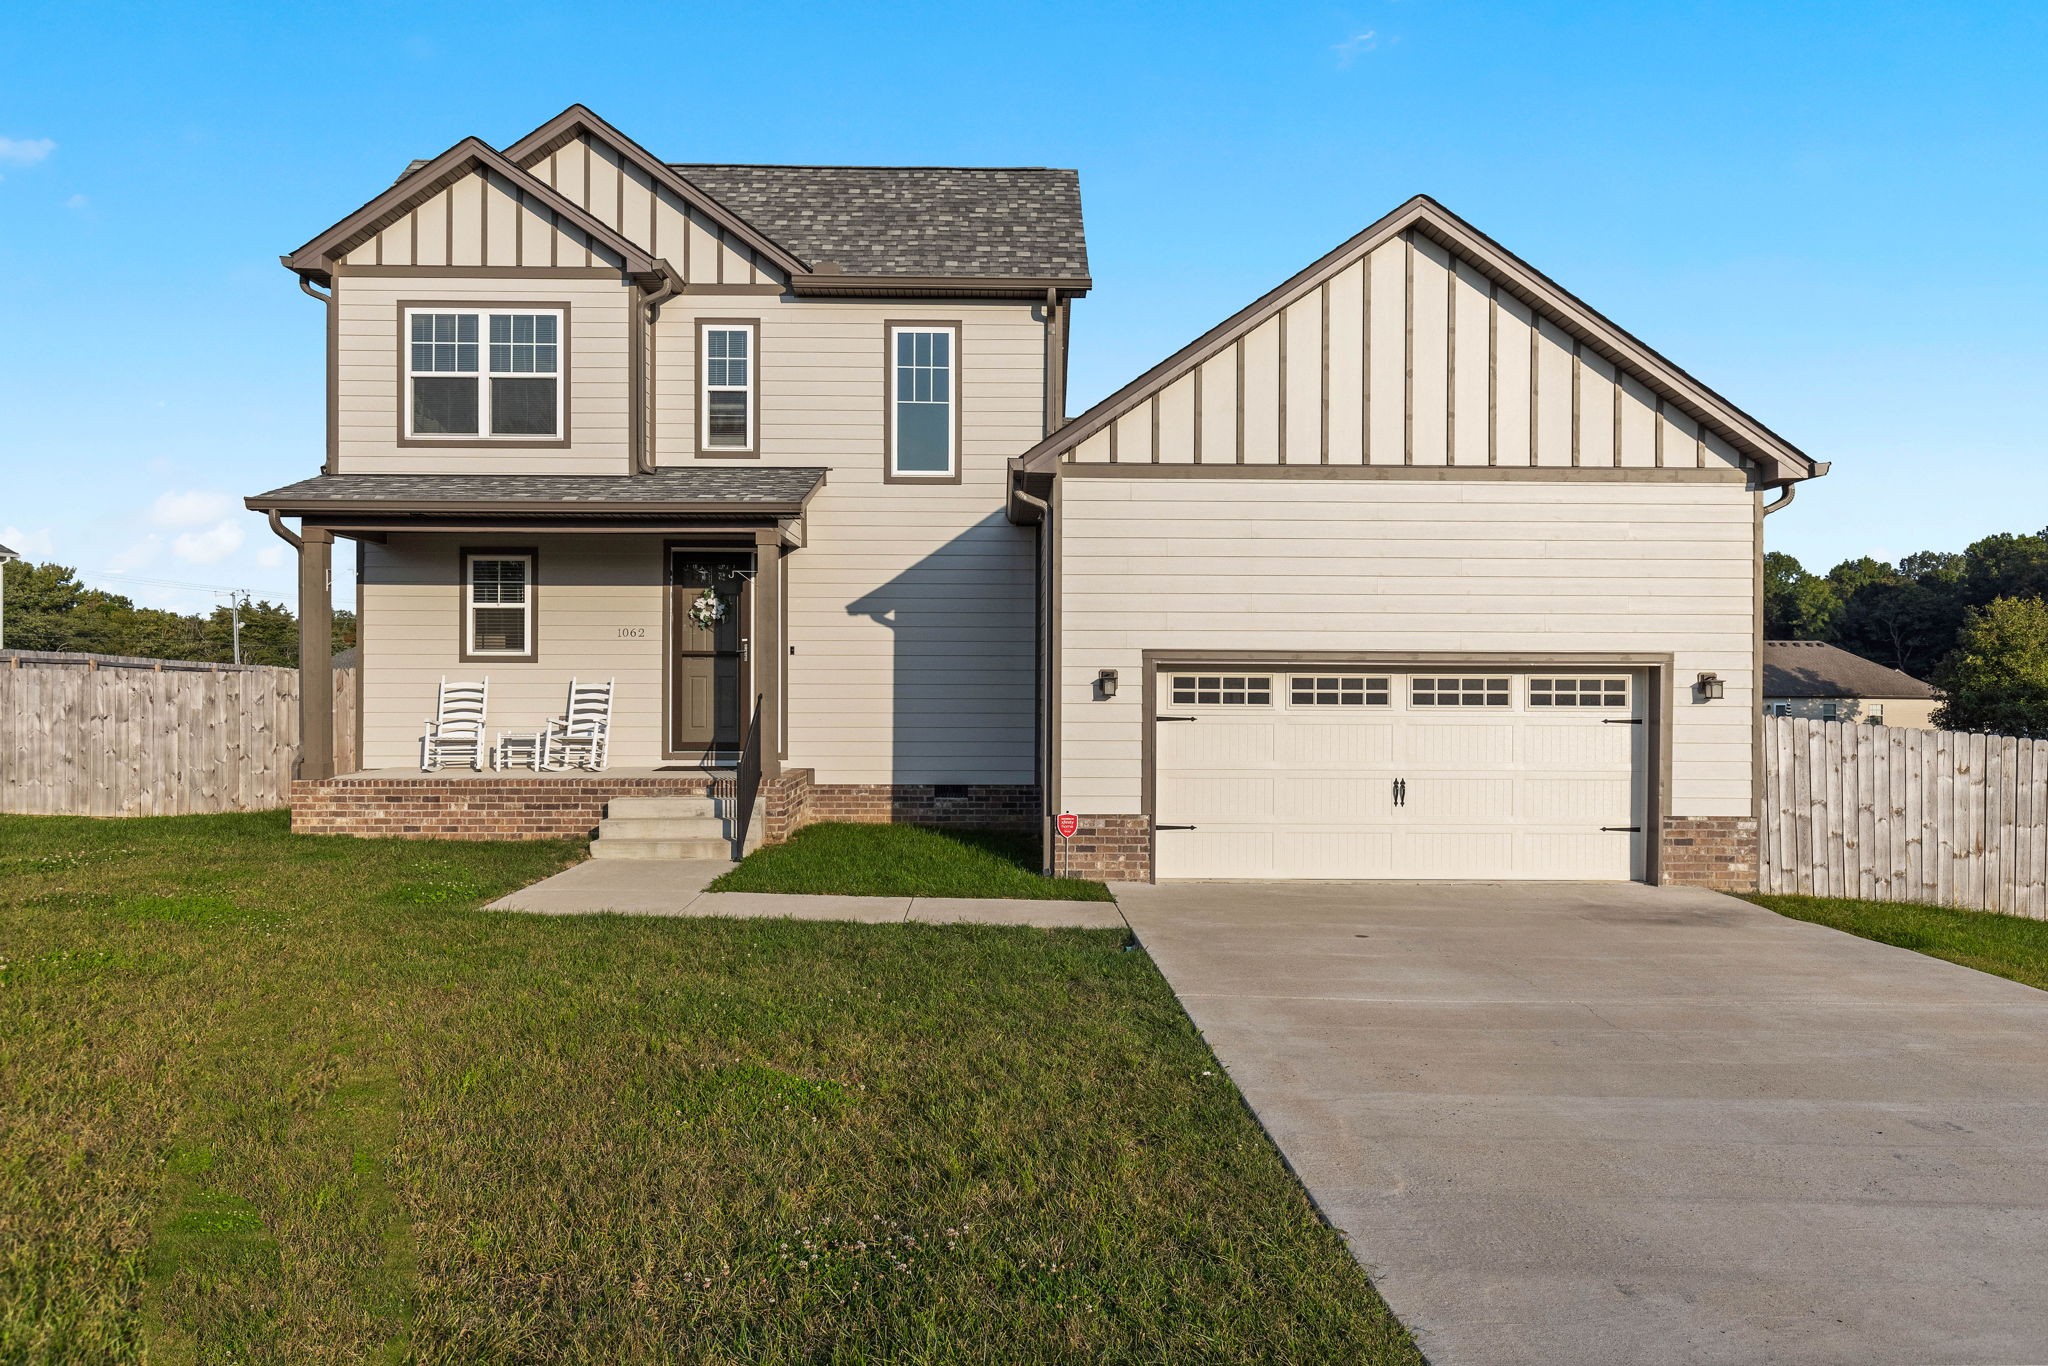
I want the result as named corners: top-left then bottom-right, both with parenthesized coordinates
top-left (1150, 665), bottom-right (1651, 880)
top-left (1010, 195), bottom-right (1826, 888)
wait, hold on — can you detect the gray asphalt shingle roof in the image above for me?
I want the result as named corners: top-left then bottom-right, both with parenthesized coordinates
top-left (247, 469), bottom-right (825, 509)
top-left (1764, 640), bottom-right (1936, 700)
top-left (671, 164), bottom-right (1088, 281)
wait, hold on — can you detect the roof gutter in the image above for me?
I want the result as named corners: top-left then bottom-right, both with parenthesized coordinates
top-left (1762, 484), bottom-right (1796, 515)
top-left (265, 509), bottom-right (304, 552)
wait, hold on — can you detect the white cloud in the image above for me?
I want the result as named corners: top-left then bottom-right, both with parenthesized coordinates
top-left (65, 193), bottom-right (88, 210)
top-left (149, 489), bottom-right (237, 528)
top-left (0, 525), bottom-right (57, 559)
top-left (1333, 29), bottom-right (1377, 65)
top-left (0, 136), bottom-right (55, 167)
top-left (109, 534), bottom-right (162, 573)
top-left (255, 542), bottom-right (289, 571)
top-left (173, 521), bottom-right (244, 565)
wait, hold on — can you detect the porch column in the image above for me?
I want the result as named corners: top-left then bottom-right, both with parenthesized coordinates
top-left (752, 529), bottom-right (783, 777)
top-left (299, 526), bottom-right (334, 780)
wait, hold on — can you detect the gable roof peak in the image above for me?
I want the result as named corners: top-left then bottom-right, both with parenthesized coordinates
top-left (1020, 193), bottom-right (1821, 486)
top-left (501, 105), bottom-right (810, 276)
top-left (282, 134), bottom-right (664, 286)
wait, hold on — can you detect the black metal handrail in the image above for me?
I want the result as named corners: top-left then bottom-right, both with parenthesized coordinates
top-left (733, 693), bottom-right (764, 853)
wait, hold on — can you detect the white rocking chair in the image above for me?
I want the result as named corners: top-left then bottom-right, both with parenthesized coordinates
top-left (421, 677), bottom-right (489, 771)
top-left (543, 678), bottom-right (614, 772)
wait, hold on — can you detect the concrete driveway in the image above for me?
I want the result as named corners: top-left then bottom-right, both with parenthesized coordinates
top-left (1116, 881), bottom-right (2048, 1366)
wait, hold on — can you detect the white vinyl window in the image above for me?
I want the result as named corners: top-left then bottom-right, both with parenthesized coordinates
top-left (408, 309), bottom-right (561, 439)
top-left (465, 553), bottom-right (534, 658)
top-left (700, 324), bottom-right (755, 451)
top-left (1171, 674), bottom-right (1272, 706)
top-left (1290, 675), bottom-right (1391, 707)
top-left (1411, 676), bottom-right (1511, 708)
top-left (1766, 702), bottom-right (1791, 717)
top-left (1529, 677), bottom-right (1630, 708)
top-left (889, 324), bottom-right (957, 477)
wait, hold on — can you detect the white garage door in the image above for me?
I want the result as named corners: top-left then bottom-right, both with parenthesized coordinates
top-left (1154, 668), bottom-right (1647, 880)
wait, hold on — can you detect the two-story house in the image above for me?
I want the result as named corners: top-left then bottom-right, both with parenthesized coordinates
top-left (251, 105), bottom-right (1825, 889)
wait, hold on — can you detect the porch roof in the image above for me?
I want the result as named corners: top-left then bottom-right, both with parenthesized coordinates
top-left (247, 468), bottom-right (826, 517)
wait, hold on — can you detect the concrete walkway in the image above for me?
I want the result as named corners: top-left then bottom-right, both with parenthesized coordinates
top-left (1116, 879), bottom-right (2048, 1366)
top-left (486, 857), bottom-right (1123, 928)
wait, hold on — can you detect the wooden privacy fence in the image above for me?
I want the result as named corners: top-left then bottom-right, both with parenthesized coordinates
top-left (1761, 715), bottom-right (2048, 918)
top-left (0, 653), bottom-right (358, 816)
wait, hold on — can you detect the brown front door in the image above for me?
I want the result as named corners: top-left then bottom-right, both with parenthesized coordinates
top-left (671, 549), bottom-right (752, 760)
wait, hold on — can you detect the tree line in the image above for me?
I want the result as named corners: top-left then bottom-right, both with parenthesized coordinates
top-left (2, 560), bottom-right (355, 668)
top-left (1766, 528), bottom-right (2048, 737)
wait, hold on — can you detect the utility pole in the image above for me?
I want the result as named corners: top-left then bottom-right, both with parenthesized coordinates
top-left (230, 592), bottom-right (245, 665)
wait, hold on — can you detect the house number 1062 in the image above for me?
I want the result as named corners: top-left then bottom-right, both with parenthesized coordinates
top-left (616, 627), bottom-right (646, 638)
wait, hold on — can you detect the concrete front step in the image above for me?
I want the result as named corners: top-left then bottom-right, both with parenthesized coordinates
top-left (606, 795), bottom-right (721, 819)
top-left (590, 837), bottom-right (734, 861)
top-left (597, 815), bottom-right (729, 841)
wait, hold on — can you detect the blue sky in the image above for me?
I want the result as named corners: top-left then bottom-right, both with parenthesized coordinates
top-left (2, 1), bottom-right (2043, 613)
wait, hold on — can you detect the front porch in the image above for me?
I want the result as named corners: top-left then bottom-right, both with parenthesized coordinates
top-left (288, 765), bottom-right (1038, 843)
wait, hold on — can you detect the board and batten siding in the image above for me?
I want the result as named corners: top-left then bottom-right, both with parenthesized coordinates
top-left (333, 272), bottom-right (634, 475)
top-left (655, 296), bottom-right (1043, 787)
top-left (1056, 476), bottom-right (1760, 818)
top-left (357, 534), bottom-right (667, 768)
top-left (1066, 231), bottom-right (1744, 474)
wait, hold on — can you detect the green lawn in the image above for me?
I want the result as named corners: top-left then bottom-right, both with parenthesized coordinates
top-left (707, 822), bottom-right (1115, 901)
top-left (1747, 893), bottom-right (2048, 991)
top-left (0, 811), bottom-right (1414, 1364)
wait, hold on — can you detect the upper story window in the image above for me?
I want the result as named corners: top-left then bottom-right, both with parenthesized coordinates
top-left (407, 308), bottom-right (562, 440)
top-left (700, 322), bottom-right (756, 453)
top-left (888, 323), bottom-right (958, 480)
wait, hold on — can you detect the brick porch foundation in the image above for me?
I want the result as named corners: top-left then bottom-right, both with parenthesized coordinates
top-left (289, 768), bottom-right (1038, 844)
top-left (1658, 815), bottom-right (1760, 892)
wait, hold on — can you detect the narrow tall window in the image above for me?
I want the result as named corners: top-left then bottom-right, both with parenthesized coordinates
top-left (464, 552), bottom-right (535, 660)
top-left (700, 323), bottom-right (755, 452)
top-left (407, 308), bottom-right (562, 439)
top-left (889, 324), bottom-right (958, 478)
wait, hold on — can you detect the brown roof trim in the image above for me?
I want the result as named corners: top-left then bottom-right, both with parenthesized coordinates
top-left (283, 136), bottom-right (666, 287)
top-left (502, 105), bottom-right (810, 278)
top-left (1015, 195), bottom-right (1823, 487)
top-left (791, 273), bottom-right (1090, 299)
top-left (244, 496), bottom-right (811, 518)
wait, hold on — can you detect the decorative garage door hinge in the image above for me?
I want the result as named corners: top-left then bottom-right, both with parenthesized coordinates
top-left (1155, 824), bottom-right (1198, 831)
top-left (1601, 826), bottom-right (1642, 833)
top-left (1603, 718), bottom-right (1645, 725)
top-left (1155, 715), bottom-right (1198, 722)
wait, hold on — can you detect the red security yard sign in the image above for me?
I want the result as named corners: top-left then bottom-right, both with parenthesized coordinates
top-left (1056, 812), bottom-right (1078, 877)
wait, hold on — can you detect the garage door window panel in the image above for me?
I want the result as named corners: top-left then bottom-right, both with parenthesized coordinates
top-left (1290, 675), bottom-right (1390, 707)
top-left (1530, 677), bottom-right (1630, 708)
top-left (1171, 674), bottom-right (1272, 706)
top-left (1411, 676), bottom-right (1511, 708)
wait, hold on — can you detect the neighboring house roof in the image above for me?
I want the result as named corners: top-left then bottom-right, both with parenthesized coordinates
top-left (0, 542), bottom-right (17, 559)
top-left (246, 469), bottom-right (826, 514)
top-left (282, 136), bottom-right (668, 288)
top-left (1015, 195), bottom-right (1823, 488)
top-left (669, 164), bottom-right (1089, 287)
top-left (1764, 640), bottom-right (1936, 700)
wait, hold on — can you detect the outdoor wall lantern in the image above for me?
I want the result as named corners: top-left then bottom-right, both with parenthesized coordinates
top-left (1096, 668), bottom-right (1119, 700)
top-left (1694, 671), bottom-right (1725, 701)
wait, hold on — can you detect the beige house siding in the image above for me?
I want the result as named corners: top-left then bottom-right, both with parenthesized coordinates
top-left (522, 133), bottom-right (784, 287)
top-left (357, 534), bottom-right (667, 768)
top-left (332, 272), bottom-right (634, 474)
top-left (1063, 231), bottom-right (1745, 475)
top-left (336, 166), bottom-right (640, 272)
top-left (1055, 476), bottom-right (1760, 818)
top-left (1767, 696), bottom-right (1940, 729)
top-left (651, 296), bottom-right (1044, 785)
